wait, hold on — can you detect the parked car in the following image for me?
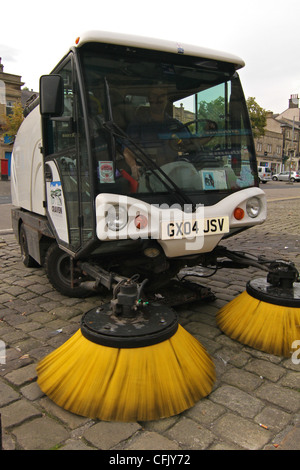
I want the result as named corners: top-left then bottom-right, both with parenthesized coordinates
top-left (272, 171), bottom-right (300, 182)
top-left (258, 166), bottom-right (272, 183)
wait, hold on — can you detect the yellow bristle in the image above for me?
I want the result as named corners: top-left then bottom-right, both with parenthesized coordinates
top-left (37, 325), bottom-right (215, 422)
top-left (216, 291), bottom-right (300, 357)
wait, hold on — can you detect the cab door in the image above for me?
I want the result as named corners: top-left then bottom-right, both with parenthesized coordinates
top-left (42, 55), bottom-right (93, 253)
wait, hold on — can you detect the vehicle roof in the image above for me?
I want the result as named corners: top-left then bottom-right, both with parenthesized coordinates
top-left (74, 30), bottom-right (245, 70)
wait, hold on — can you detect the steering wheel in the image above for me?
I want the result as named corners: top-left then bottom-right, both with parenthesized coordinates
top-left (173, 118), bottom-right (218, 135)
top-left (168, 118), bottom-right (218, 154)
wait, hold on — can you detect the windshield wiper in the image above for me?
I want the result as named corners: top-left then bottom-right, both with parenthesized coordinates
top-left (103, 78), bottom-right (117, 167)
top-left (102, 78), bottom-right (195, 209)
top-left (103, 119), bottom-right (196, 209)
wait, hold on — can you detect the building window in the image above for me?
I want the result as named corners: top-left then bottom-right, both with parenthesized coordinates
top-left (257, 142), bottom-right (262, 152)
top-left (6, 100), bottom-right (15, 115)
top-left (276, 145), bottom-right (281, 155)
top-left (267, 144), bottom-right (272, 153)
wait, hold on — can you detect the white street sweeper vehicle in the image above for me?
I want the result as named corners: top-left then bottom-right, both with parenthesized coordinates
top-left (11, 31), bottom-right (300, 422)
top-left (11, 30), bottom-right (269, 299)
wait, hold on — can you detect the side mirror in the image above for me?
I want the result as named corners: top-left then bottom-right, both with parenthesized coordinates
top-left (39, 75), bottom-right (64, 117)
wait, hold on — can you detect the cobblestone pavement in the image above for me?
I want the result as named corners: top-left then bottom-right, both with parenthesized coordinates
top-left (0, 185), bottom-right (299, 451)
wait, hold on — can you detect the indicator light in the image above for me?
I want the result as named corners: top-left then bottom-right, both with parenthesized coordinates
top-left (234, 207), bottom-right (245, 220)
top-left (135, 214), bottom-right (148, 229)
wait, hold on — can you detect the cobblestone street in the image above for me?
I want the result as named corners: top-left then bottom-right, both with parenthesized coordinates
top-left (0, 186), bottom-right (299, 451)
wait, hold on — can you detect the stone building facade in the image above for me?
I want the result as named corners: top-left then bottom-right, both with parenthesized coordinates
top-left (0, 59), bottom-right (38, 178)
top-left (0, 58), bottom-right (25, 175)
top-left (255, 94), bottom-right (300, 173)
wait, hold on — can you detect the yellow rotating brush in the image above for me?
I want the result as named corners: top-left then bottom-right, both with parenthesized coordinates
top-left (37, 279), bottom-right (215, 422)
top-left (217, 266), bottom-right (300, 357)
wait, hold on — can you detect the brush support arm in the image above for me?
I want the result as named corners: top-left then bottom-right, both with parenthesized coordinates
top-left (209, 246), bottom-right (299, 288)
top-left (266, 261), bottom-right (299, 289)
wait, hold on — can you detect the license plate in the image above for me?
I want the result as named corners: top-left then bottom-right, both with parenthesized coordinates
top-left (161, 216), bottom-right (229, 240)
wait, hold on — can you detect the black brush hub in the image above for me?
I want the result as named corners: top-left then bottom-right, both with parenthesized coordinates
top-left (81, 276), bottom-right (178, 348)
top-left (246, 278), bottom-right (300, 308)
top-left (81, 302), bottom-right (178, 348)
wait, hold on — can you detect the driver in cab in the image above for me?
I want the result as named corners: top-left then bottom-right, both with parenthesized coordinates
top-left (123, 88), bottom-right (189, 179)
top-left (123, 88), bottom-right (216, 181)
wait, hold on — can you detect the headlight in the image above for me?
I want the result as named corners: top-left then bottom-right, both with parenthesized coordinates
top-left (246, 197), bottom-right (261, 218)
top-left (106, 205), bottom-right (128, 231)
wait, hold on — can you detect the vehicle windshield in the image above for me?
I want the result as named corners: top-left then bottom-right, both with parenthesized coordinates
top-left (79, 43), bottom-right (256, 201)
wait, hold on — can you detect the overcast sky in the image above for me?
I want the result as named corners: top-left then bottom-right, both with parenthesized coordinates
top-left (1, 0), bottom-right (299, 114)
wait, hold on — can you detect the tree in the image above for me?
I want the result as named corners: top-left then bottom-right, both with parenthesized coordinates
top-left (246, 97), bottom-right (267, 138)
top-left (1, 101), bottom-right (24, 142)
top-left (198, 96), bottom-right (225, 121)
